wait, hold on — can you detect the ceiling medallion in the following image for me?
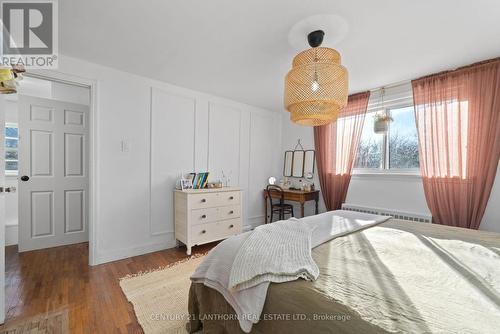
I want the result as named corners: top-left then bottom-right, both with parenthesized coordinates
top-left (284, 30), bottom-right (348, 126)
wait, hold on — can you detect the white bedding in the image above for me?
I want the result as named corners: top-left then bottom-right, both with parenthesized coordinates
top-left (229, 218), bottom-right (319, 291)
top-left (309, 222), bottom-right (500, 333)
top-left (190, 210), bottom-right (391, 332)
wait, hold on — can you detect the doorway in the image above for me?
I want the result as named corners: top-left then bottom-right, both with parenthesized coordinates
top-left (3, 75), bottom-right (91, 252)
top-left (1, 72), bottom-right (96, 324)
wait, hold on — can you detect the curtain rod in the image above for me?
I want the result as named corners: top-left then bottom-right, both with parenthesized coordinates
top-left (368, 79), bottom-right (411, 93)
top-left (361, 56), bottom-right (500, 94)
top-left (349, 78), bottom-right (412, 97)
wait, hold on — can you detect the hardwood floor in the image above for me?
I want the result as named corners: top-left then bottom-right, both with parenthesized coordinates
top-left (1, 242), bottom-right (215, 333)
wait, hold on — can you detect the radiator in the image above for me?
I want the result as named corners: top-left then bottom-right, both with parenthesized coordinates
top-left (341, 203), bottom-right (432, 223)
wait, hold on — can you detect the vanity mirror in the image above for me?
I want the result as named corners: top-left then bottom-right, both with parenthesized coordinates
top-left (292, 150), bottom-right (305, 177)
top-left (283, 140), bottom-right (315, 179)
top-left (304, 150), bottom-right (316, 177)
top-left (283, 151), bottom-right (293, 177)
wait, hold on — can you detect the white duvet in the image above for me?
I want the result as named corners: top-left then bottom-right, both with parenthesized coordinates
top-left (190, 210), bottom-right (390, 332)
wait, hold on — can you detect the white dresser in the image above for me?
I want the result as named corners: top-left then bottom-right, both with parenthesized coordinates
top-left (174, 187), bottom-right (242, 255)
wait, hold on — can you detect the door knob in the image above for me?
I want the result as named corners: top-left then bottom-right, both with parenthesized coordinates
top-left (20, 175), bottom-right (29, 181)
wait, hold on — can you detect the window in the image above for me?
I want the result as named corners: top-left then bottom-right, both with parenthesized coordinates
top-left (355, 113), bottom-right (383, 168)
top-left (5, 123), bottom-right (19, 175)
top-left (388, 106), bottom-right (420, 169)
top-left (355, 103), bottom-right (419, 172)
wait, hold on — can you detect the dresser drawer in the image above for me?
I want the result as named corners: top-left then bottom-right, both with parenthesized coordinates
top-left (217, 205), bottom-right (241, 221)
top-left (217, 191), bottom-right (240, 206)
top-left (191, 218), bottom-right (242, 244)
top-left (189, 193), bottom-right (219, 209)
top-left (191, 207), bottom-right (219, 225)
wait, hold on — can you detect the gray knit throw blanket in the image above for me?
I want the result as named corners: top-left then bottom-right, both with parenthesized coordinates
top-left (229, 218), bottom-right (319, 291)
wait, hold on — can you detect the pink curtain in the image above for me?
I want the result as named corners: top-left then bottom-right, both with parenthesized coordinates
top-left (412, 58), bottom-right (500, 229)
top-left (314, 92), bottom-right (370, 211)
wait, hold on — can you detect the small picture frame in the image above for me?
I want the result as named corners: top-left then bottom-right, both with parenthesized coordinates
top-left (180, 178), bottom-right (193, 190)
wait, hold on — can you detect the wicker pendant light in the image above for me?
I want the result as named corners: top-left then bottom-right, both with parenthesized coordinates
top-left (284, 30), bottom-right (348, 126)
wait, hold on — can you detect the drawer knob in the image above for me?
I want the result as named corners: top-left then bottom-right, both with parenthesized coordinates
top-left (201, 215), bottom-right (207, 219)
top-left (229, 224), bottom-right (234, 228)
top-left (229, 210), bottom-right (234, 214)
top-left (201, 198), bottom-right (207, 203)
top-left (201, 230), bottom-right (206, 234)
top-left (229, 196), bottom-right (234, 200)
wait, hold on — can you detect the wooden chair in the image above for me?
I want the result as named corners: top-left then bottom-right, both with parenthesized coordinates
top-left (266, 185), bottom-right (294, 223)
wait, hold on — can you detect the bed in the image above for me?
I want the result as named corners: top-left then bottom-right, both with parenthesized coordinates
top-left (188, 215), bottom-right (500, 333)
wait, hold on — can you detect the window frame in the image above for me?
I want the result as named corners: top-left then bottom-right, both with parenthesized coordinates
top-left (5, 122), bottom-right (19, 176)
top-left (353, 95), bottom-right (420, 176)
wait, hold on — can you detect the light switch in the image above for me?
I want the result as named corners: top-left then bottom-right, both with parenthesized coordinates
top-left (121, 140), bottom-right (130, 152)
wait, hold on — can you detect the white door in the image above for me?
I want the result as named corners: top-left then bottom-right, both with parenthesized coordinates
top-left (18, 95), bottom-right (89, 252)
top-left (0, 95), bottom-right (6, 323)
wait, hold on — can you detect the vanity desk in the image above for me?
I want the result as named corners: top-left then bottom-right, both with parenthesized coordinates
top-left (264, 140), bottom-right (320, 223)
top-left (263, 189), bottom-right (319, 222)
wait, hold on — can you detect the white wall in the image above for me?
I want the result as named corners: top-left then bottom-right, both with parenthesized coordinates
top-left (0, 94), bottom-right (6, 323)
top-left (346, 174), bottom-right (430, 215)
top-left (281, 119), bottom-right (500, 233)
top-left (4, 176), bottom-right (18, 246)
top-left (51, 82), bottom-right (90, 105)
top-left (149, 88), bottom-right (281, 242)
top-left (33, 55), bottom-right (281, 264)
top-left (5, 100), bottom-right (18, 246)
top-left (281, 118), bottom-right (327, 217)
top-left (480, 165), bottom-right (500, 233)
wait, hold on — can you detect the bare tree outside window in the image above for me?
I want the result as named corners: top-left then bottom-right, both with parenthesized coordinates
top-left (389, 106), bottom-right (419, 169)
top-left (355, 106), bottom-right (419, 170)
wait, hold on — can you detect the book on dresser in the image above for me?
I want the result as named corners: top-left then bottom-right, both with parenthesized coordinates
top-left (174, 187), bottom-right (242, 255)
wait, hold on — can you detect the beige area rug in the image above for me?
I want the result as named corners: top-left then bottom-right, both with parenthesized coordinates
top-left (120, 255), bottom-right (206, 334)
top-left (0, 309), bottom-right (69, 334)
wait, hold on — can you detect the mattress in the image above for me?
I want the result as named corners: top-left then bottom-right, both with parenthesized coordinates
top-left (188, 219), bottom-right (500, 333)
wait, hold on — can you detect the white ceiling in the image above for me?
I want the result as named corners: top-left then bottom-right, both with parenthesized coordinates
top-left (60, 0), bottom-right (500, 112)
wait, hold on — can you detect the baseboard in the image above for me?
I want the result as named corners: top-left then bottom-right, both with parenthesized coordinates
top-left (95, 235), bottom-right (177, 265)
top-left (5, 224), bottom-right (18, 246)
top-left (244, 216), bottom-right (265, 231)
top-left (6, 228), bottom-right (176, 264)
top-left (95, 217), bottom-right (265, 265)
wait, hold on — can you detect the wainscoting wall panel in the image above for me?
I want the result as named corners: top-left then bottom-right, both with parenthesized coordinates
top-left (150, 89), bottom-right (196, 236)
top-left (150, 88), bottom-right (282, 233)
top-left (247, 112), bottom-right (281, 227)
top-left (207, 102), bottom-right (241, 185)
